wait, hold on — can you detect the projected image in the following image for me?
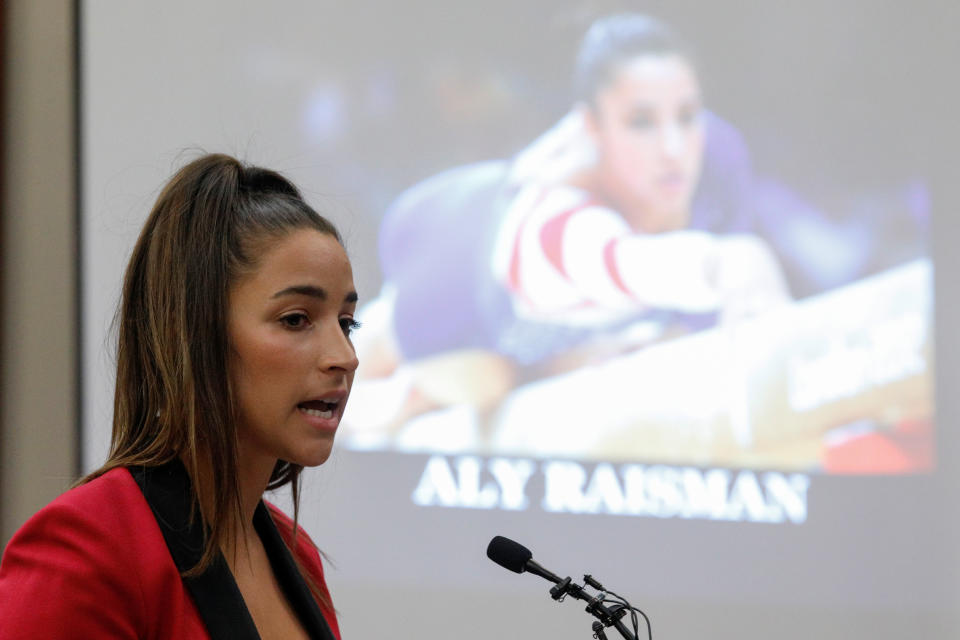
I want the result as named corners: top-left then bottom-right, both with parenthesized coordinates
top-left (338, 13), bottom-right (932, 473)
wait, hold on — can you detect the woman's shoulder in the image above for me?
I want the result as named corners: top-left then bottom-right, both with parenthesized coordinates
top-left (9, 467), bottom-right (146, 540)
top-left (49, 466), bottom-right (141, 508)
top-left (1, 466), bottom-right (168, 576)
top-left (1, 465), bottom-right (181, 585)
top-left (0, 466), bottom-right (178, 638)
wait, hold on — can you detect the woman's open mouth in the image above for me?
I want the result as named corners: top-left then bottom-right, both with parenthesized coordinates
top-left (297, 399), bottom-right (338, 420)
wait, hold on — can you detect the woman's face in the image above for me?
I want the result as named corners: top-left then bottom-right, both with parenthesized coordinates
top-left (228, 228), bottom-right (359, 471)
top-left (585, 54), bottom-right (705, 233)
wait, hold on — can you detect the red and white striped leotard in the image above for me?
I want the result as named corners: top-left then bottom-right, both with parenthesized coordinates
top-left (491, 182), bottom-right (724, 327)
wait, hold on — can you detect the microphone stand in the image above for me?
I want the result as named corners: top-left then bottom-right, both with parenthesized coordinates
top-left (547, 576), bottom-right (637, 640)
top-left (592, 622), bottom-right (608, 640)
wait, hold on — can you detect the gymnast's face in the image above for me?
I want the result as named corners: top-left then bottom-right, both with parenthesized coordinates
top-left (227, 229), bottom-right (359, 471)
top-left (585, 54), bottom-right (705, 233)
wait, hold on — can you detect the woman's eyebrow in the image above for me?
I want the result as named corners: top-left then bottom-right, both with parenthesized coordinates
top-left (272, 285), bottom-right (327, 300)
top-left (272, 285), bottom-right (358, 305)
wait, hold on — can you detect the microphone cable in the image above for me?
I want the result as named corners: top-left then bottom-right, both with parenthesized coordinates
top-left (585, 575), bottom-right (651, 640)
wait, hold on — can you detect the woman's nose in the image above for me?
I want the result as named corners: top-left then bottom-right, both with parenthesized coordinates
top-left (320, 325), bottom-right (360, 373)
top-left (661, 124), bottom-right (684, 158)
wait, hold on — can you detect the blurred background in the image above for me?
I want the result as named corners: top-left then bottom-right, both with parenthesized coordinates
top-left (3, 1), bottom-right (960, 639)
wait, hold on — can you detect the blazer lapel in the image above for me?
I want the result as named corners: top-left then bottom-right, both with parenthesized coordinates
top-left (254, 503), bottom-right (338, 640)
top-left (131, 462), bottom-right (260, 640)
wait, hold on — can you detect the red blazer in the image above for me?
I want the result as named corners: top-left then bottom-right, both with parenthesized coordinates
top-left (0, 464), bottom-right (341, 640)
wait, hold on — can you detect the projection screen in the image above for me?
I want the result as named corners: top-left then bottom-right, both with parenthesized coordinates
top-left (80, 2), bottom-right (959, 639)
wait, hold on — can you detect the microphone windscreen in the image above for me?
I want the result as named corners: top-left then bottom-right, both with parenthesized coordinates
top-left (487, 535), bottom-right (532, 573)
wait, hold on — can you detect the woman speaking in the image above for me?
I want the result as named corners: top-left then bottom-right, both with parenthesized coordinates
top-left (0, 154), bottom-right (358, 639)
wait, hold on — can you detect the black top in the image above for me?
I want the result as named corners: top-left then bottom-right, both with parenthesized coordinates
top-left (130, 461), bottom-right (337, 640)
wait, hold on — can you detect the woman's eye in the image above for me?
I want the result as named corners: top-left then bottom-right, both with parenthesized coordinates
top-left (678, 105), bottom-right (701, 128)
top-left (626, 107), bottom-right (657, 130)
top-left (280, 313), bottom-right (310, 329)
top-left (340, 317), bottom-right (362, 337)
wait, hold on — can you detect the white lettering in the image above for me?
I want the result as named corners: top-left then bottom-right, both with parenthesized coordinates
top-left (455, 456), bottom-right (499, 509)
top-left (644, 465), bottom-right (684, 518)
top-left (414, 456), bottom-right (810, 525)
top-left (622, 464), bottom-right (648, 515)
top-left (726, 470), bottom-right (779, 522)
top-left (583, 463), bottom-right (626, 515)
top-left (542, 461), bottom-right (587, 512)
top-left (681, 468), bottom-right (733, 520)
top-left (787, 313), bottom-right (927, 411)
top-left (411, 455), bottom-right (460, 507)
top-left (488, 458), bottom-right (535, 510)
top-left (411, 455), bottom-right (498, 508)
top-left (763, 472), bottom-right (810, 523)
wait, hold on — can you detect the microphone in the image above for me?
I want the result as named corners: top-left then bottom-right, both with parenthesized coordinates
top-left (486, 536), bottom-right (648, 640)
top-left (486, 535), bottom-right (563, 584)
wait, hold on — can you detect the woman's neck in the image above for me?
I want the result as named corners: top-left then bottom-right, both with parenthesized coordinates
top-left (189, 445), bottom-right (278, 560)
top-left (236, 443), bottom-right (278, 526)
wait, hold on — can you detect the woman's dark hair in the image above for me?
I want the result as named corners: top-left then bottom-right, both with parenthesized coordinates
top-left (574, 13), bottom-right (697, 105)
top-left (84, 153), bottom-right (339, 594)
